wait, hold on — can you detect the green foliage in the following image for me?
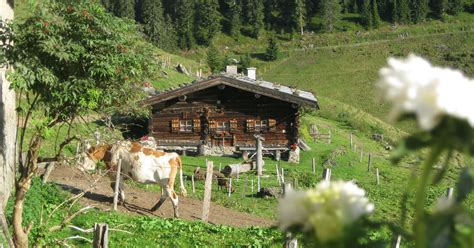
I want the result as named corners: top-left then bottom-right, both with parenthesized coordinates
top-left (174, 0), bottom-right (196, 49)
top-left (4, 0), bottom-right (155, 121)
top-left (321, 0), bottom-right (342, 31)
top-left (207, 43), bottom-right (221, 73)
top-left (362, 0), bottom-right (381, 29)
top-left (140, 0), bottom-right (177, 51)
top-left (224, 0), bottom-right (242, 38)
top-left (448, 0), bottom-right (464, 14)
top-left (113, 0), bottom-right (135, 20)
top-left (246, 0), bottom-right (265, 38)
top-left (240, 53), bottom-right (252, 72)
top-left (194, 0), bottom-right (222, 46)
top-left (433, 0), bottom-right (450, 18)
top-left (264, 36), bottom-right (279, 61)
top-left (393, 0), bottom-right (412, 23)
top-left (412, 0), bottom-right (430, 23)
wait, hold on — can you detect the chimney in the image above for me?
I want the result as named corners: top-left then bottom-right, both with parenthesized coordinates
top-left (226, 65), bottom-right (238, 75)
top-left (247, 67), bottom-right (256, 80)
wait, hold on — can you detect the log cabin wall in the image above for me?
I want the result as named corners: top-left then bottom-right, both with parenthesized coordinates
top-left (149, 84), bottom-right (298, 148)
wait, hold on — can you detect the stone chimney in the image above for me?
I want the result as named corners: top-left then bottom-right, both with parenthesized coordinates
top-left (226, 65), bottom-right (238, 75)
top-left (247, 67), bottom-right (256, 80)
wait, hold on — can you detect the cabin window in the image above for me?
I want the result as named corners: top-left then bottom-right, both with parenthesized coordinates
top-left (179, 120), bottom-right (193, 132)
top-left (246, 119), bottom-right (255, 132)
top-left (229, 119), bottom-right (238, 132)
top-left (171, 119), bottom-right (180, 133)
top-left (268, 119), bottom-right (277, 132)
top-left (255, 120), bottom-right (268, 132)
top-left (216, 121), bottom-right (230, 133)
top-left (193, 119), bottom-right (201, 132)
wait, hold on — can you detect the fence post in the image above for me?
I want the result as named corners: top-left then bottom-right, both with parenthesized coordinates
top-left (328, 130), bottom-right (332, 144)
top-left (350, 132), bottom-right (353, 149)
top-left (376, 168), bottom-right (380, 185)
top-left (228, 178), bottom-right (232, 197)
top-left (191, 175), bottom-right (195, 194)
top-left (276, 164), bottom-right (281, 184)
top-left (312, 158), bottom-right (316, 174)
top-left (202, 161), bottom-right (214, 222)
top-left (446, 187), bottom-right (454, 199)
top-left (281, 168), bottom-right (285, 183)
top-left (367, 154), bottom-right (372, 172)
top-left (322, 168), bottom-right (331, 181)
top-left (93, 223), bottom-right (109, 248)
top-left (113, 159), bottom-right (122, 211)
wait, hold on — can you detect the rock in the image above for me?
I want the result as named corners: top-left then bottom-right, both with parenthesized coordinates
top-left (256, 187), bottom-right (282, 198)
top-left (176, 64), bottom-right (189, 76)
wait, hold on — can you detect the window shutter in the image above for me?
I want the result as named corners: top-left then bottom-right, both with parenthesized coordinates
top-left (171, 119), bottom-right (179, 133)
top-left (268, 119), bottom-right (277, 132)
top-left (246, 119), bottom-right (255, 132)
top-left (209, 120), bottom-right (217, 131)
top-left (230, 119), bottom-right (238, 132)
top-left (193, 119), bottom-right (201, 132)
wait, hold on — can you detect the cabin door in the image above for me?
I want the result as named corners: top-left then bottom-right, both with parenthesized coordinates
top-left (210, 120), bottom-right (234, 147)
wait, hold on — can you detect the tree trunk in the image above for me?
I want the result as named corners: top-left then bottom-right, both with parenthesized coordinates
top-left (12, 178), bottom-right (31, 248)
top-left (12, 136), bottom-right (42, 248)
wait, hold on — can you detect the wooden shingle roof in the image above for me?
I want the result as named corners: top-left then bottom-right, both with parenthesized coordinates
top-left (144, 74), bottom-right (319, 108)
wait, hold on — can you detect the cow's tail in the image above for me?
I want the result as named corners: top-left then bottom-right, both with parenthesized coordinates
top-left (177, 156), bottom-right (187, 197)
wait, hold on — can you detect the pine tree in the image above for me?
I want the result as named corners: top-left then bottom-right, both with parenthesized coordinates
top-left (320, 0), bottom-right (341, 32)
top-left (263, 0), bottom-right (275, 29)
top-left (393, 0), bottom-right (410, 23)
top-left (100, 0), bottom-right (113, 12)
top-left (448, 0), bottom-right (463, 15)
top-left (370, 0), bottom-right (381, 28)
top-left (361, 0), bottom-right (373, 29)
top-left (225, 0), bottom-right (242, 38)
top-left (247, 0), bottom-right (265, 38)
top-left (412, 0), bottom-right (429, 23)
top-left (175, 0), bottom-right (196, 49)
top-left (140, 0), bottom-right (177, 51)
top-left (194, 0), bottom-right (222, 46)
top-left (432, 0), bottom-right (449, 18)
top-left (264, 37), bottom-right (279, 61)
top-left (113, 0), bottom-right (135, 19)
top-left (240, 53), bottom-right (252, 72)
top-left (207, 43), bottom-right (221, 73)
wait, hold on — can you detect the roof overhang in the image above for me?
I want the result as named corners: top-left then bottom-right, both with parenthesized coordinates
top-left (143, 75), bottom-right (319, 109)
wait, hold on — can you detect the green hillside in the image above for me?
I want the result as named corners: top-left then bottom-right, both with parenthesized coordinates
top-left (262, 30), bottom-right (473, 132)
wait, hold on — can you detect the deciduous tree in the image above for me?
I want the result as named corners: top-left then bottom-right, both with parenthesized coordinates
top-left (1, 1), bottom-right (155, 246)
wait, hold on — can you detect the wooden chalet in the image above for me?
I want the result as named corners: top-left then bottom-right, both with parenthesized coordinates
top-left (143, 67), bottom-right (319, 158)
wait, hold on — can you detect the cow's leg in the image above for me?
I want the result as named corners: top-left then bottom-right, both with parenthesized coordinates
top-left (168, 188), bottom-right (180, 218)
top-left (151, 186), bottom-right (169, 212)
top-left (110, 175), bottom-right (126, 204)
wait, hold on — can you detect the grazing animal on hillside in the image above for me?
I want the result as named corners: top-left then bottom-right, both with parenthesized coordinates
top-left (193, 167), bottom-right (234, 192)
top-left (82, 141), bottom-right (187, 217)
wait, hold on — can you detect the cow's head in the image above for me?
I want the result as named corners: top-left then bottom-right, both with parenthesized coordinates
top-left (80, 144), bottom-right (111, 171)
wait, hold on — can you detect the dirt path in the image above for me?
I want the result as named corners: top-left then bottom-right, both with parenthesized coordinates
top-left (48, 164), bottom-right (274, 228)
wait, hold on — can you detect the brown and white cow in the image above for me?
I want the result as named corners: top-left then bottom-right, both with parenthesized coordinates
top-left (82, 141), bottom-right (187, 217)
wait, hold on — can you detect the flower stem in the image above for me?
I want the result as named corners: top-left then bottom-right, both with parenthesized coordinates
top-left (414, 145), bottom-right (442, 248)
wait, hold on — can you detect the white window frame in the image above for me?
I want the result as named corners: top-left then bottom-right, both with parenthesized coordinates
top-left (179, 120), bottom-right (193, 132)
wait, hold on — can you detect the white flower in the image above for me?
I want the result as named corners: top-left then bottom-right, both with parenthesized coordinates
top-left (378, 54), bottom-right (474, 130)
top-left (278, 181), bottom-right (374, 242)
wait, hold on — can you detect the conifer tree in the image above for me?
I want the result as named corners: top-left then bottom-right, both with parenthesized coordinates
top-left (320, 0), bottom-right (341, 32)
top-left (432, 0), bottom-right (449, 18)
top-left (371, 0), bottom-right (381, 28)
top-left (264, 37), bottom-right (279, 61)
top-left (263, 0), bottom-right (275, 29)
top-left (247, 0), bottom-right (265, 38)
top-left (448, 0), bottom-right (463, 15)
top-left (114, 0), bottom-right (135, 20)
top-left (240, 53), bottom-right (252, 72)
top-left (361, 0), bottom-right (373, 29)
top-left (412, 0), bottom-right (429, 23)
top-left (175, 0), bottom-right (196, 49)
top-left (101, 0), bottom-right (113, 12)
top-left (393, 0), bottom-right (410, 23)
top-left (140, 0), bottom-right (177, 51)
top-left (194, 0), bottom-right (222, 46)
top-left (207, 43), bottom-right (221, 73)
top-left (225, 0), bottom-right (242, 38)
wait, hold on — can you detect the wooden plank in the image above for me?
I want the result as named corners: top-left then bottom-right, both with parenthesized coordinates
top-left (201, 161), bottom-right (214, 222)
top-left (93, 223), bottom-right (109, 248)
